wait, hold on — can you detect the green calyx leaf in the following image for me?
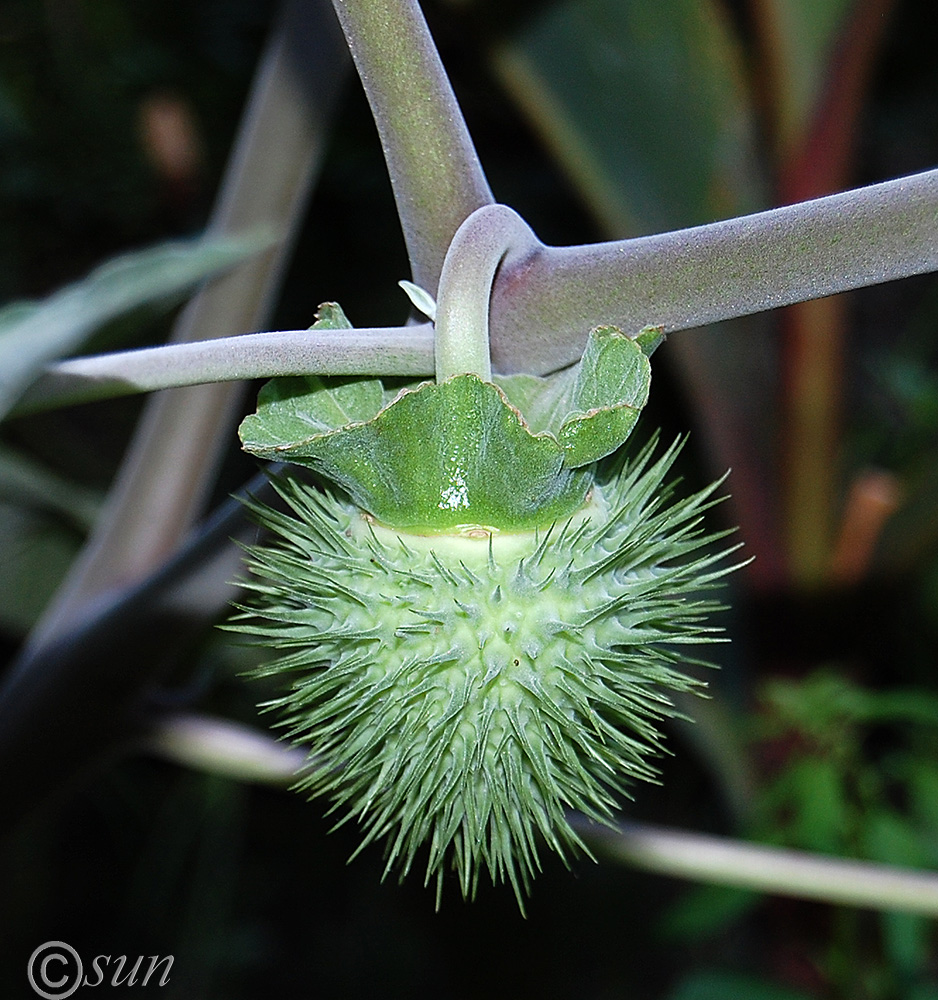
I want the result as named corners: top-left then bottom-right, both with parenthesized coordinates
top-left (240, 373), bottom-right (590, 532)
top-left (238, 307), bottom-right (661, 532)
top-left (495, 324), bottom-right (661, 467)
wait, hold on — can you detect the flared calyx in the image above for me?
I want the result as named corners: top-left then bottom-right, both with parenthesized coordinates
top-left (238, 303), bottom-right (664, 532)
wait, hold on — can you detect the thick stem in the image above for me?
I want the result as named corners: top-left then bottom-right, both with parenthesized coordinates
top-left (15, 325), bottom-right (435, 412)
top-left (331, 0), bottom-right (494, 292)
top-left (25, 0), bottom-right (347, 648)
top-left (487, 168), bottom-right (938, 375)
top-left (434, 205), bottom-right (540, 381)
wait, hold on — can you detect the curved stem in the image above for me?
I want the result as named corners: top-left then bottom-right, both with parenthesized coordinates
top-left (488, 168), bottom-right (938, 374)
top-left (434, 205), bottom-right (541, 381)
top-left (14, 325), bottom-right (435, 413)
top-left (331, 0), bottom-right (494, 292)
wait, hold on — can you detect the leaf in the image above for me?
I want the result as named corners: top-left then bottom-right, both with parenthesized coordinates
top-left (0, 443), bottom-right (100, 531)
top-left (242, 374), bottom-right (590, 532)
top-left (309, 301), bottom-right (353, 330)
top-left (0, 230), bottom-right (270, 421)
top-left (660, 883), bottom-right (759, 941)
top-left (240, 376), bottom-right (393, 449)
top-left (493, 0), bottom-right (762, 235)
top-left (753, 0), bottom-right (856, 155)
top-left (497, 325), bottom-right (656, 467)
top-left (558, 324), bottom-right (653, 465)
top-left (0, 503), bottom-right (82, 636)
top-left (239, 301), bottom-right (399, 455)
top-left (240, 323), bottom-right (660, 529)
top-left (772, 757), bottom-right (850, 854)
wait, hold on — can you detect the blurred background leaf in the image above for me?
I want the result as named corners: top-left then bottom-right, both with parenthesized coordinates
top-left (0, 232), bottom-right (268, 419)
top-left (1, 0), bottom-right (937, 997)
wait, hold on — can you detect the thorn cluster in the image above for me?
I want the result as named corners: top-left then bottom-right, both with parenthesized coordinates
top-left (233, 437), bottom-right (738, 908)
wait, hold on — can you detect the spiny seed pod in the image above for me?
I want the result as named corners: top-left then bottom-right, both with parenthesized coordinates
top-left (233, 303), bottom-right (738, 908)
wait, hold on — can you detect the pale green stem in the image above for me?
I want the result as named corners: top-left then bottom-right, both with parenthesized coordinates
top-left (331, 0), bottom-right (494, 291)
top-left (488, 168), bottom-right (938, 374)
top-left (434, 204), bottom-right (540, 381)
top-left (147, 719), bottom-right (938, 917)
top-left (145, 714), bottom-right (311, 786)
top-left (15, 325), bottom-right (434, 413)
top-left (579, 819), bottom-right (938, 917)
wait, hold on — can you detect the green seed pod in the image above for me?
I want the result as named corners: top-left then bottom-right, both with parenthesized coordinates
top-left (233, 301), bottom-right (738, 908)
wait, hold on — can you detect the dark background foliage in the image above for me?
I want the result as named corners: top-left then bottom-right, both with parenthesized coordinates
top-left (1, 1), bottom-right (937, 997)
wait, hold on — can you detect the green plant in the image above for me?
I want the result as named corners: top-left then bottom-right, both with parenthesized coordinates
top-left (1, 0), bottom-right (938, 990)
top-left (230, 276), bottom-right (738, 905)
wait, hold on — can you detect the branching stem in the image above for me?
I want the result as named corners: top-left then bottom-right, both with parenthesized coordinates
top-left (434, 205), bottom-right (540, 381)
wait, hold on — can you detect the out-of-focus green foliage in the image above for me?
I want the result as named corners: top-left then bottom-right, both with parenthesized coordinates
top-left (666, 670), bottom-right (938, 999)
top-left (492, 0), bottom-right (763, 235)
top-left (1, 0), bottom-right (938, 997)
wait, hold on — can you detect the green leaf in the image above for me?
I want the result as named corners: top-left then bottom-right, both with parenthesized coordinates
top-left (240, 375), bottom-right (392, 450)
top-left (493, 0), bottom-right (761, 234)
top-left (495, 325), bottom-right (656, 467)
top-left (0, 443), bottom-right (100, 531)
top-left (239, 300), bottom-right (400, 462)
top-left (308, 301), bottom-right (353, 330)
top-left (241, 322), bottom-right (657, 529)
top-left (240, 312), bottom-right (666, 528)
top-left (242, 373), bottom-right (590, 532)
top-left (0, 503), bottom-right (82, 636)
top-left (0, 230), bottom-right (270, 421)
top-left (660, 884), bottom-right (759, 941)
top-left (768, 756), bottom-right (850, 854)
top-left (558, 324), bottom-right (652, 466)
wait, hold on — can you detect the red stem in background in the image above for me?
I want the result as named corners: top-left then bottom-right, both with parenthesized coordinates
top-left (765, 0), bottom-right (896, 587)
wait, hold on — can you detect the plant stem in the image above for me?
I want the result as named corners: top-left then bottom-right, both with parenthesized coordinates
top-left (139, 721), bottom-right (938, 918)
top-left (487, 168), bottom-right (938, 375)
top-left (577, 818), bottom-right (938, 917)
top-left (331, 0), bottom-right (493, 292)
top-left (771, 0), bottom-right (895, 588)
top-left (145, 714), bottom-right (311, 786)
top-left (26, 0), bottom-right (347, 648)
top-left (0, 475), bottom-right (269, 834)
top-left (434, 205), bottom-right (539, 381)
top-left (15, 325), bottom-right (435, 413)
